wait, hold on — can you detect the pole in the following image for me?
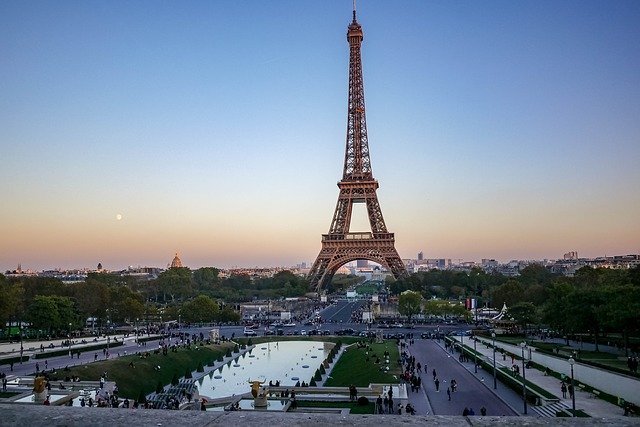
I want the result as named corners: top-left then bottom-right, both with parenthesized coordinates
top-left (521, 342), bottom-right (527, 415)
top-left (492, 332), bottom-right (497, 389)
top-left (69, 323), bottom-right (72, 358)
top-left (473, 335), bottom-right (478, 373)
top-left (19, 325), bottom-right (24, 364)
top-left (569, 358), bottom-right (576, 416)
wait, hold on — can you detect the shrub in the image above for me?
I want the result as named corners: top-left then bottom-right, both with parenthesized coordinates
top-left (137, 390), bottom-right (147, 404)
top-left (197, 362), bottom-right (204, 372)
top-left (234, 344), bottom-right (239, 353)
top-left (309, 378), bottom-right (316, 386)
top-left (319, 364), bottom-right (326, 374)
top-left (314, 369), bottom-right (322, 381)
top-left (357, 396), bottom-right (369, 406)
top-left (225, 348), bottom-right (232, 357)
top-left (185, 368), bottom-right (193, 379)
top-left (171, 373), bottom-right (179, 386)
top-left (247, 338), bottom-right (253, 346)
top-left (155, 381), bottom-right (164, 394)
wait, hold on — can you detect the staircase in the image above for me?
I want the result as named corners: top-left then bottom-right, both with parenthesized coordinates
top-left (532, 401), bottom-right (570, 418)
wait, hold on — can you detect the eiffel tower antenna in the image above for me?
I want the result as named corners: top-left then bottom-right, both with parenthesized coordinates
top-left (308, 6), bottom-right (408, 291)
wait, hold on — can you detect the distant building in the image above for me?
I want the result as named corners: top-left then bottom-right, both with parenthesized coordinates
top-left (170, 253), bottom-right (184, 268)
top-left (563, 251), bottom-right (578, 260)
top-left (417, 251), bottom-right (424, 261)
top-left (356, 259), bottom-right (368, 268)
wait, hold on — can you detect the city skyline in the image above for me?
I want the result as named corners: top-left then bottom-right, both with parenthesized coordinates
top-left (2, 1), bottom-right (639, 271)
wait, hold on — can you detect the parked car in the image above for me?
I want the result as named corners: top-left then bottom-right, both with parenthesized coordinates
top-left (243, 327), bottom-right (257, 337)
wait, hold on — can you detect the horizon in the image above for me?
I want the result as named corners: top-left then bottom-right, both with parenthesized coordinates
top-left (1, 1), bottom-right (639, 272)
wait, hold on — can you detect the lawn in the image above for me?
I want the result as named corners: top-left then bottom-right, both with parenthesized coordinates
top-left (51, 342), bottom-right (233, 400)
top-left (0, 391), bottom-right (20, 398)
top-left (323, 341), bottom-right (400, 387)
top-left (296, 400), bottom-right (374, 414)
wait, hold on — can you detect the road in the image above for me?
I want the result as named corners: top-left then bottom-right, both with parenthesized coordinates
top-left (408, 338), bottom-right (518, 416)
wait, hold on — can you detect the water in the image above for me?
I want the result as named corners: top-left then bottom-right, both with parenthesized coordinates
top-left (196, 341), bottom-right (332, 399)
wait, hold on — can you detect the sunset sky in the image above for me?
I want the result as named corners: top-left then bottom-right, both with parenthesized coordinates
top-left (1, 1), bottom-right (639, 271)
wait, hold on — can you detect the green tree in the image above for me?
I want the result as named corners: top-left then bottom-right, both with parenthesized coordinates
top-left (398, 290), bottom-right (422, 322)
top-left (507, 302), bottom-right (538, 332)
top-left (181, 295), bottom-right (219, 323)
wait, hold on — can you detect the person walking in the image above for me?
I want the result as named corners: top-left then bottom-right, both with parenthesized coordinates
top-left (435, 378), bottom-right (440, 392)
top-left (568, 383), bottom-right (574, 399)
top-left (561, 382), bottom-right (567, 398)
top-left (447, 387), bottom-right (451, 401)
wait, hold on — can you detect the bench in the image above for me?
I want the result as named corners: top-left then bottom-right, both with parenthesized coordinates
top-left (592, 389), bottom-right (601, 399)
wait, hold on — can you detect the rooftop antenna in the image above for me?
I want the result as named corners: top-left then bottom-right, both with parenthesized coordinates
top-left (352, 0), bottom-right (357, 22)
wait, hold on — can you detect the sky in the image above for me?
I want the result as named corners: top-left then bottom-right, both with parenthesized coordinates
top-left (1, 1), bottom-right (639, 271)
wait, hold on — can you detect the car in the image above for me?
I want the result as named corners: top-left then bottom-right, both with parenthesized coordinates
top-left (300, 330), bottom-right (307, 336)
top-left (243, 327), bottom-right (257, 337)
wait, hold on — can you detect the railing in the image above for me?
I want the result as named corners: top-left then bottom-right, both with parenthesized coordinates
top-left (322, 232), bottom-right (395, 242)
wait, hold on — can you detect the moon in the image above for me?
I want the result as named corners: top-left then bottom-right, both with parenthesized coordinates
top-left (116, 214), bottom-right (123, 221)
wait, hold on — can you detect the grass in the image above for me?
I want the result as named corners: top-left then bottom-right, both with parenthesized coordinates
top-left (296, 400), bottom-right (374, 414)
top-left (51, 342), bottom-right (233, 400)
top-left (323, 341), bottom-right (400, 387)
top-left (0, 391), bottom-right (20, 398)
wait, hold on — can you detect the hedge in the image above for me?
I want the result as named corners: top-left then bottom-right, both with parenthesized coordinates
top-left (0, 355), bottom-right (29, 365)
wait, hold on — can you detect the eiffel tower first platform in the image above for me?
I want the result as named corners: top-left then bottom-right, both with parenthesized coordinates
top-left (308, 6), bottom-right (408, 292)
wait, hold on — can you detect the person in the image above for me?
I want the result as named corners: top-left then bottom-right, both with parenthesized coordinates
top-left (405, 403), bottom-right (416, 415)
top-left (397, 403), bottom-right (403, 414)
top-left (432, 369), bottom-right (437, 380)
top-left (561, 382), bottom-right (567, 398)
top-left (469, 407), bottom-right (475, 415)
top-left (447, 387), bottom-right (451, 401)
top-left (480, 406), bottom-right (487, 416)
top-left (43, 396), bottom-right (51, 406)
top-left (376, 395), bottom-right (383, 414)
top-left (462, 407), bottom-right (469, 416)
top-left (568, 384), bottom-right (574, 399)
top-left (435, 378), bottom-right (440, 391)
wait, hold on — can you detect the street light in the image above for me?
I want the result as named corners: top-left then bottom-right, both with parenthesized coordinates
top-left (69, 323), bottom-right (73, 358)
top-left (520, 342), bottom-right (528, 415)
top-left (492, 332), bottom-right (497, 389)
top-left (135, 318), bottom-right (139, 344)
top-left (569, 357), bottom-right (576, 416)
top-left (19, 324), bottom-right (24, 365)
top-left (473, 335), bottom-right (478, 373)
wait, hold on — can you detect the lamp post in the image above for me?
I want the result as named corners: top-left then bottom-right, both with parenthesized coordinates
top-left (492, 332), bottom-right (497, 389)
top-left (473, 335), bottom-right (478, 373)
top-left (135, 318), bottom-right (139, 345)
top-left (569, 357), bottom-right (576, 416)
top-left (520, 342), bottom-right (528, 415)
top-left (19, 324), bottom-right (24, 364)
top-left (69, 323), bottom-right (73, 358)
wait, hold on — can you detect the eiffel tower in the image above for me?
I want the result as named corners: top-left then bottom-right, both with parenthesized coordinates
top-left (308, 5), bottom-right (407, 292)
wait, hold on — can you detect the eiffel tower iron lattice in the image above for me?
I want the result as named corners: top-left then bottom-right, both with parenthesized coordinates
top-left (308, 7), bottom-right (408, 292)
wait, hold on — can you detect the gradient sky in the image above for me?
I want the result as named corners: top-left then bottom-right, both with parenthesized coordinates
top-left (1, 1), bottom-right (639, 271)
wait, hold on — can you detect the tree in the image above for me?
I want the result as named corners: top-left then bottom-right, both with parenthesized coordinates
top-left (492, 280), bottom-right (525, 308)
top-left (181, 295), bottom-right (219, 323)
top-left (156, 267), bottom-right (192, 303)
top-left (193, 267), bottom-right (220, 293)
top-left (398, 290), bottom-right (422, 322)
top-left (507, 302), bottom-right (538, 332)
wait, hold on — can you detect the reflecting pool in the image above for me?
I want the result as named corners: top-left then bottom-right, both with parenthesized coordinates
top-left (197, 341), bottom-right (332, 399)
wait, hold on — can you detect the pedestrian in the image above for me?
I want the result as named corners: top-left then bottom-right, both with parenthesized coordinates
top-left (447, 387), bottom-right (451, 401)
top-left (469, 407), bottom-right (475, 416)
top-left (435, 378), bottom-right (440, 392)
top-left (568, 384), bottom-right (574, 399)
top-left (387, 397), bottom-right (393, 413)
top-left (432, 368), bottom-right (437, 381)
top-left (561, 382), bottom-right (567, 398)
top-left (481, 406), bottom-right (487, 416)
top-left (36, 362), bottom-right (40, 373)
top-left (376, 395), bottom-right (383, 414)
top-left (462, 407), bottom-right (469, 416)
top-left (45, 360), bottom-right (48, 370)
top-left (383, 396), bottom-right (389, 413)
top-left (10, 362), bottom-right (13, 372)
top-left (94, 353), bottom-right (98, 361)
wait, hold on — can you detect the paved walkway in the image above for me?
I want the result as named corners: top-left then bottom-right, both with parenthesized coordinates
top-left (450, 336), bottom-right (625, 418)
top-left (405, 339), bottom-right (518, 416)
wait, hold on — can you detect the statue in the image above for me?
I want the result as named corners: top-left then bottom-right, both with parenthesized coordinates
top-left (248, 379), bottom-right (268, 407)
top-left (33, 376), bottom-right (48, 404)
